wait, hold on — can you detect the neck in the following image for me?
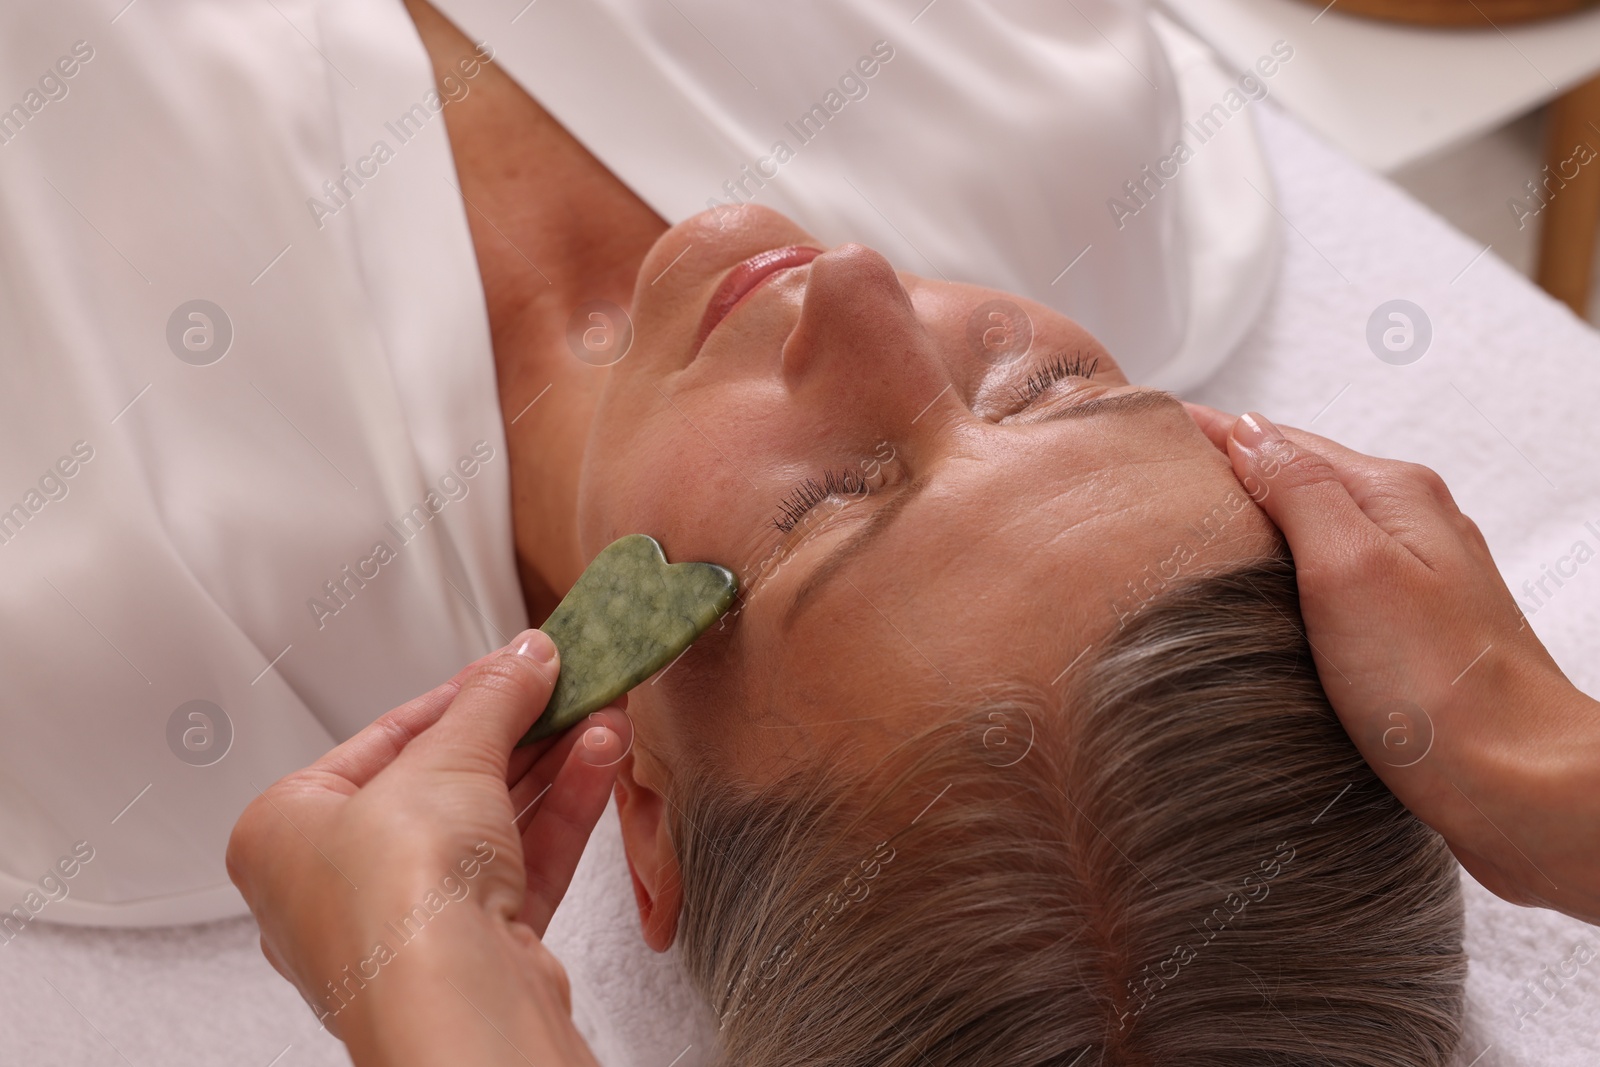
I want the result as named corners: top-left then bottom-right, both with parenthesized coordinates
top-left (407, 0), bottom-right (668, 622)
top-left (495, 301), bottom-right (612, 623)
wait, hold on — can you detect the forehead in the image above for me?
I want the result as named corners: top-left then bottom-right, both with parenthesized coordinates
top-left (745, 405), bottom-right (1277, 725)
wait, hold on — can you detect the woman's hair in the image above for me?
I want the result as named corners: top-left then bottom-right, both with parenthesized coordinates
top-left (669, 555), bottom-right (1467, 1066)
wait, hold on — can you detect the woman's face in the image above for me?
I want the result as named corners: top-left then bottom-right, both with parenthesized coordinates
top-left (578, 205), bottom-right (1276, 785)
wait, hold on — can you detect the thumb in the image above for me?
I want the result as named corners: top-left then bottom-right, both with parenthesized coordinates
top-left (405, 629), bottom-right (559, 775)
top-left (1227, 412), bottom-right (1387, 573)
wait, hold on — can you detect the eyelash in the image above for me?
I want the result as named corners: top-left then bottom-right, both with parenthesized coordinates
top-left (773, 468), bottom-right (869, 533)
top-left (769, 352), bottom-right (1098, 533)
top-left (1018, 350), bottom-right (1099, 403)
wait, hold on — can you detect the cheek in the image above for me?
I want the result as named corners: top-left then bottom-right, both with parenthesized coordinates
top-left (622, 688), bottom-right (678, 772)
top-left (582, 379), bottom-right (805, 555)
top-left (577, 401), bottom-right (751, 559)
top-left (630, 634), bottom-right (760, 780)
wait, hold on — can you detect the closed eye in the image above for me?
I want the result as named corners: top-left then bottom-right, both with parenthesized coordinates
top-left (1016, 350), bottom-right (1100, 406)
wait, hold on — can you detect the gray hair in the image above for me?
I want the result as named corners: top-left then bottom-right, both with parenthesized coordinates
top-left (670, 556), bottom-right (1466, 1066)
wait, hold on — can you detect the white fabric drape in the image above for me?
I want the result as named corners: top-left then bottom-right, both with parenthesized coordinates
top-left (0, 0), bottom-right (1273, 926)
top-left (0, 0), bottom-right (522, 925)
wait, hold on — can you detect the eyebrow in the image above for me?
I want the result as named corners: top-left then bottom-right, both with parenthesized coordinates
top-left (780, 475), bottom-right (929, 633)
top-left (1014, 387), bottom-right (1182, 424)
top-left (780, 387), bottom-right (1183, 631)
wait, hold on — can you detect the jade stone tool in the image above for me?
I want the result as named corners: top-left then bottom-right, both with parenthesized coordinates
top-left (517, 534), bottom-right (737, 745)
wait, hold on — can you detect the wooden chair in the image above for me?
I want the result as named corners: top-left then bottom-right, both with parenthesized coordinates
top-left (1536, 74), bottom-right (1600, 317)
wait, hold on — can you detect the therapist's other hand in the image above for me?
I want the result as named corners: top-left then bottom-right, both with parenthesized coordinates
top-left (1188, 404), bottom-right (1600, 927)
top-left (227, 629), bottom-right (629, 1065)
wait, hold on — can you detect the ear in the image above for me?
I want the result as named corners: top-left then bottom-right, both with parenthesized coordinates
top-left (613, 752), bottom-right (682, 952)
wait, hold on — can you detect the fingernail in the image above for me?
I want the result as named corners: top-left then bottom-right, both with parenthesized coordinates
top-left (510, 629), bottom-right (557, 665)
top-left (1235, 412), bottom-right (1283, 449)
top-left (577, 726), bottom-right (614, 765)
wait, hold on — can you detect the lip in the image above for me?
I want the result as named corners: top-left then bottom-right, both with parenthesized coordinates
top-left (692, 245), bottom-right (822, 356)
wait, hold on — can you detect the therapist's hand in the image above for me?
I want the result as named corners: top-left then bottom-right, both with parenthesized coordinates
top-left (227, 629), bottom-right (630, 1066)
top-left (1188, 404), bottom-right (1600, 926)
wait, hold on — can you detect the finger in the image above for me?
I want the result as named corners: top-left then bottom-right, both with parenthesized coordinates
top-left (504, 688), bottom-right (604, 787)
top-left (503, 657), bottom-right (603, 785)
top-left (510, 706), bottom-right (633, 833)
top-left (1211, 413), bottom-right (1396, 489)
top-left (518, 722), bottom-right (630, 937)
top-left (1185, 406), bottom-right (1429, 541)
top-left (505, 742), bottom-right (544, 790)
top-left (403, 629), bottom-right (559, 776)
top-left (1183, 401), bottom-right (1236, 454)
top-left (306, 646), bottom-right (507, 788)
top-left (1185, 403), bottom-right (1389, 482)
top-left (308, 680), bottom-right (458, 788)
top-left (1254, 422), bottom-right (1470, 549)
top-left (1272, 424), bottom-right (1420, 497)
top-left (1228, 412), bottom-right (1392, 571)
top-left (259, 934), bottom-right (292, 985)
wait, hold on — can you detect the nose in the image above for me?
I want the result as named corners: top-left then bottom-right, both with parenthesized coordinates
top-left (780, 243), bottom-right (948, 430)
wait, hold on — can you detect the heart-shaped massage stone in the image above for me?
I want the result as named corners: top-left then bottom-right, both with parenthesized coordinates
top-left (517, 534), bottom-right (738, 745)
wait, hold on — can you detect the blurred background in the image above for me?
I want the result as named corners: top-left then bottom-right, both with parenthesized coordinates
top-left (1395, 109), bottom-right (1598, 324)
top-left (1160, 0), bottom-right (1600, 325)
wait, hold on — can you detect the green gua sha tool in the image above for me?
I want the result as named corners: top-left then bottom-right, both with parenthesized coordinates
top-left (518, 534), bottom-right (738, 745)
